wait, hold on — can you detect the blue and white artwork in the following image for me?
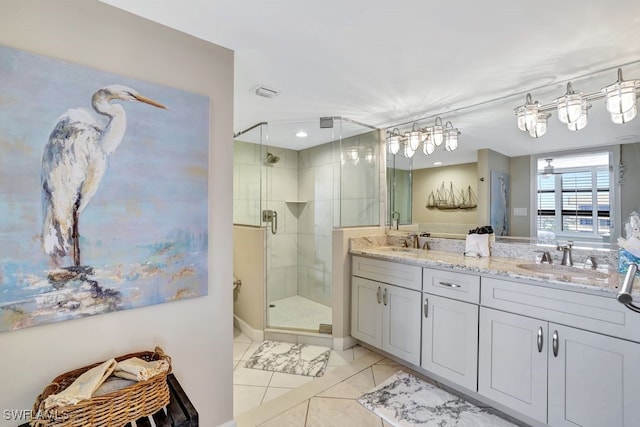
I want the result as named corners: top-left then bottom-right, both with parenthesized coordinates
top-left (490, 170), bottom-right (510, 236)
top-left (0, 45), bottom-right (209, 332)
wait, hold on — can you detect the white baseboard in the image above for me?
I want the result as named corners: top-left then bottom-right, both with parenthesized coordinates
top-left (333, 335), bottom-right (357, 351)
top-left (218, 420), bottom-right (237, 427)
top-left (233, 315), bottom-right (264, 342)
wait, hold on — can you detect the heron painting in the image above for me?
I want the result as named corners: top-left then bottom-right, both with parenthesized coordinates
top-left (0, 45), bottom-right (209, 332)
top-left (42, 85), bottom-right (167, 270)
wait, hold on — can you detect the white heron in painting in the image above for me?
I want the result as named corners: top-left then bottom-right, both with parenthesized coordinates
top-left (41, 85), bottom-right (166, 268)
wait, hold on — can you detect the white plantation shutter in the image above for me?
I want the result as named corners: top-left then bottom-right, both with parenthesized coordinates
top-left (536, 161), bottom-right (610, 239)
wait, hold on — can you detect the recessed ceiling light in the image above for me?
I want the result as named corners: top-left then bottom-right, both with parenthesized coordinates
top-left (296, 131), bottom-right (308, 138)
top-left (434, 161), bottom-right (443, 166)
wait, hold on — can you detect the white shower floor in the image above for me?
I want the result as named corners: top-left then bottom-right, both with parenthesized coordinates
top-left (268, 295), bottom-right (332, 331)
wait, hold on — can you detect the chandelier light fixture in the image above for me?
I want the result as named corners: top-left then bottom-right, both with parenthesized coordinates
top-left (515, 67), bottom-right (639, 138)
top-left (386, 116), bottom-right (461, 159)
top-left (605, 68), bottom-right (638, 124)
top-left (387, 128), bottom-right (401, 155)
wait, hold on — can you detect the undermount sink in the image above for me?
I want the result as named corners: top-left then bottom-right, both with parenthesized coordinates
top-left (516, 263), bottom-right (609, 280)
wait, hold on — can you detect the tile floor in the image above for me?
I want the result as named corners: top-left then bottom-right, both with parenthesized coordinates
top-left (233, 328), bottom-right (443, 426)
top-left (233, 328), bottom-right (373, 417)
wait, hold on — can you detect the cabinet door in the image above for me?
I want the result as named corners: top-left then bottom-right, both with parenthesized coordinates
top-left (478, 307), bottom-right (548, 423)
top-left (422, 294), bottom-right (478, 390)
top-left (351, 276), bottom-right (383, 348)
top-left (382, 284), bottom-right (422, 365)
top-left (548, 323), bottom-right (640, 427)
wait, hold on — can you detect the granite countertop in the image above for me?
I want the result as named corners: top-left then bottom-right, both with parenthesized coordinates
top-left (350, 243), bottom-right (637, 298)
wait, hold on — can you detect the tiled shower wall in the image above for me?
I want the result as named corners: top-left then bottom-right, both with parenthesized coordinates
top-left (264, 147), bottom-right (301, 304)
top-left (234, 131), bottom-right (381, 310)
top-left (233, 141), bottom-right (263, 226)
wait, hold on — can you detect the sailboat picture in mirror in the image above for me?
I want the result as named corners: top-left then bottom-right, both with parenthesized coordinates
top-left (426, 182), bottom-right (477, 210)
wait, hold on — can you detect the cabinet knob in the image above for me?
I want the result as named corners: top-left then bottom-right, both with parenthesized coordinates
top-left (383, 288), bottom-right (388, 306)
top-left (552, 330), bottom-right (559, 357)
top-left (376, 286), bottom-right (382, 304)
top-left (424, 298), bottom-right (429, 318)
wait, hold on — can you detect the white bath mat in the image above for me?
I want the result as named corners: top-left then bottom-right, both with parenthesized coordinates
top-left (244, 341), bottom-right (331, 377)
top-left (358, 372), bottom-right (517, 426)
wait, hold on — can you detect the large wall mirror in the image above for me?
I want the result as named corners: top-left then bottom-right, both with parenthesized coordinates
top-left (385, 60), bottom-right (640, 247)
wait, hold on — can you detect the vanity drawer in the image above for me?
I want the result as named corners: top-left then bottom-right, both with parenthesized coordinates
top-left (423, 268), bottom-right (480, 304)
top-left (352, 255), bottom-right (422, 291)
top-left (481, 277), bottom-right (640, 343)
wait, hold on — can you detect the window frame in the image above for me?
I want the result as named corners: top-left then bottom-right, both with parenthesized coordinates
top-left (530, 146), bottom-right (621, 244)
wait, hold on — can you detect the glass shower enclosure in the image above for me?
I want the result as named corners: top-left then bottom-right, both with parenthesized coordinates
top-left (234, 117), bottom-right (381, 333)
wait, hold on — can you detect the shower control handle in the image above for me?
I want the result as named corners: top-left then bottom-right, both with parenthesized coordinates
top-left (262, 210), bottom-right (278, 235)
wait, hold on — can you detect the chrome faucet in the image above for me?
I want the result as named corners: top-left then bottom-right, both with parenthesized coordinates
top-left (557, 241), bottom-right (574, 266)
top-left (391, 211), bottom-right (400, 230)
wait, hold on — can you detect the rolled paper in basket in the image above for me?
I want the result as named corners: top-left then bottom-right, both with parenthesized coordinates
top-left (43, 358), bottom-right (117, 409)
top-left (113, 357), bottom-right (170, 381)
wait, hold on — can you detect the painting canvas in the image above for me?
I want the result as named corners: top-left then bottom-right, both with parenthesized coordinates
top-left (0, 45), bottom-right (209, 332)
top-left (490, 170), bottom-right (510, 236)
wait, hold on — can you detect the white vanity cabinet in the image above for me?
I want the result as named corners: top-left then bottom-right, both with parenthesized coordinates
top-left (478, 307), bottom-right (548, 422)
top-left (547, 323), bottom-right (640, 427)
top-left (421, 269), bottom-right (479, 391)
top-left (351, 256), bottom-right (422, 365)
top-left (480, 277), bottom-right (640, 427)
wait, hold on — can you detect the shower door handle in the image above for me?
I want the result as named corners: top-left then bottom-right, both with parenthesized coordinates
top-left (271, 211), bottom-right (278, 234)
top-left (262, 210), bottom-right (278, 234)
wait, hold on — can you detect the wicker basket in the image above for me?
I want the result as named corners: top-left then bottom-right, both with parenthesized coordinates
top-left (30, 347), bottom-right (172, 427)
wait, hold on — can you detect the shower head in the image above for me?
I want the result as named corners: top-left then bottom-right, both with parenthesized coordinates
top-left (266, 152), bottom-right (280, 164)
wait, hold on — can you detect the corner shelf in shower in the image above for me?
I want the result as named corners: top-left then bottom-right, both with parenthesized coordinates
top-left (285, 200), bottom-right (307, 204)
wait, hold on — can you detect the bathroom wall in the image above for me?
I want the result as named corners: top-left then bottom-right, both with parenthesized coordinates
top-left (233, 226), bottom-right (266, 336)
top-left (509, 156), bottom-right (532, 237)
top-left (620, 142), bottom-right (640, 221)
top-left (0, 2), bottom-right (233, 426)
top-left (412, 163), bottom-right (479, 225)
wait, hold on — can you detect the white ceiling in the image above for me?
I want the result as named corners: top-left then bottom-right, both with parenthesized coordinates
top-left (100, 0), bottom-right (640, 168)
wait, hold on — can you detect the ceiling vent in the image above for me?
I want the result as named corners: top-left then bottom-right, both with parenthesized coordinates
top-left (255, 85), bottom-right (279, 98)
top-left (320, 117), bottom-right (334, 128)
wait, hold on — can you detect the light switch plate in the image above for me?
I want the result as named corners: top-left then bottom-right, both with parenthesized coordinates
top-left (513, 207), bottom-right (528, 216)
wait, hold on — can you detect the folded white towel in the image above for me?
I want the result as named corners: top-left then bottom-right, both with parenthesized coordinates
top-left (44, 358), bottom-right (117, 409)
top-left (113, 357), bottom-right (169, 381)
top-left (465, 233), bottom-right (490, 257)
